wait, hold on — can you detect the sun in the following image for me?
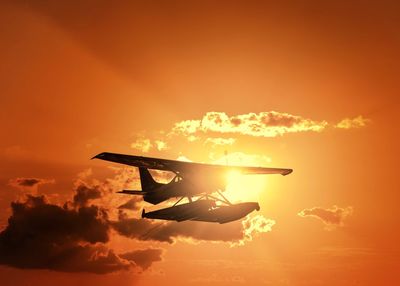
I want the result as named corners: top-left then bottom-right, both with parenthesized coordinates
top-left (223, 170), bottom-right (267, 203)
top-left (226, 170), bottom-right (241, 183)
top-left (209, 152), bottom-right (273, 203)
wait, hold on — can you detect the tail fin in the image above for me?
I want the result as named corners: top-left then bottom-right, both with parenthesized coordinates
top-left (139, 167), bottom-right (162, 192)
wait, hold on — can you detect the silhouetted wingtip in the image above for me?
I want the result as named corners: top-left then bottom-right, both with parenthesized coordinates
top-left (91, 152), bottom-right (106, 160)
top-left (282, 169), bottom-right (293, 176)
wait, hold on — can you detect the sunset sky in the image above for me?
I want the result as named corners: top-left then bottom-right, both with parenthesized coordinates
top-left (1, 1), bottom-right (399, 285)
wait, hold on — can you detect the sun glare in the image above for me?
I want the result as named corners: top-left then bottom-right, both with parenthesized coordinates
top-left (226, 170), bottom-right (241, 182)
top-left (224, 170), bottom-right (267, 203)
top-left (210, 153), bottom-right (272, 203)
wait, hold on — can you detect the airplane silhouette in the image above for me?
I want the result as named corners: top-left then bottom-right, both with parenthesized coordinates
top-left (93, 152), bottom-right (292, 223)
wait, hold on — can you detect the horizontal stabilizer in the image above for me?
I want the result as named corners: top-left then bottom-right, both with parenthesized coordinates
top-left (117, 190), bottom-right (146, 195)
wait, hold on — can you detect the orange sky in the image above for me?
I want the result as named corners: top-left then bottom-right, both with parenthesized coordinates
top-left (1, 1), bottom-right (399, 285)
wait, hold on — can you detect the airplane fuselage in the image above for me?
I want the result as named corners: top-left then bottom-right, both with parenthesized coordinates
top-left (142, 178), bottom-right (220, 204)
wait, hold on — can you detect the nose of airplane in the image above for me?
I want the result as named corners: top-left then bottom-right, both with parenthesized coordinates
top-left (255, 203), bottom-right (260, 211)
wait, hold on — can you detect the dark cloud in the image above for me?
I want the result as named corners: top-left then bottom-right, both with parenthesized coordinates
top-left (260, 112), bottom-right (300, 127)
top-left (120, 248), bottom-right (163, 270)
top-left (112, 211), bottom-right (273, 245)
top-left (0, 180), bottom-right (162, 274)
top-left (72, 183), bottom-right (103, 207)
top-left (298, 205), bottom-right (353, 230)
top-left (8, 177), bottom-right (54, 188)
top-left (118, 198), bottom-right (141, 211)
top-left (112, 216), bottom-right (241, 244)
top-left (230, 117), bottom-right (242, 126)
top-left (32, 245), bottom-right (130, 274)
top-left (1, 168), bottom-right (271, 273)
top-left (0, 195), bottom-right (113, 272)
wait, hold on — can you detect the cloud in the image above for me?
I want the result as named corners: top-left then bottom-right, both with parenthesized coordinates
top-left (125, 111), bottom-right (369, 155)
top-left (130, 138), bottom-right (168, 153)
top-left (173, 111), bottom-right (328, 138)
top-left (1, 167), bottom-right (273, 273)
top-left (123, 111), bottom-right (370, 156)
top-left (170, 111), bottom-right (370, 141)
top-left (0, 174), bottom-right (162, 274)
top-left (112, 216), bottom-right (242, 244)
top-left (130, 138), bottom-right (153, 153)
top-left (118, 198), bottom-right (142, 211)
top-left (240, 215), bottom-right (275, 245)
top-left (120, 248), bottom-right (163, 270)
top-left (187, 135), bottom-right (200, 142)
top-left (72, 182), bottom-right (103, 207)
top-left (335, 116), bottom-right (370, 129)
top-left (112, 211), bottom-right (274, 246)
top-left (154, 140), bottom-right (168, 151)
top-left (8, 177), bottom-right (55, 188)
top-left (173, 119), bottom-right (201, 134)
top-left (204, 137), bottom-right (236, 147)
top-left (0, 195), bottom-right (116, 273)
top-left (298, 205), bottom-right (353, 230)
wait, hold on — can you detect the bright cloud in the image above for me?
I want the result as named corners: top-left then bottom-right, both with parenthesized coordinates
top-left (172, 111), bottom-right (370, 139)
top-left (204, 137), bottom-right (236, 147)
top-left (236, 215), bottom-right (275, 246)
top-left (128, 112), bottom-right (369, 155)
top-left (173, 111), bottom-right (328, 137)
top-left (154, 140), bottom-right (168, 151)
top-left (335, 116), bottom-right (370, 129)
top-left (298, 205), bottom-right (353, 230)
top-left (130, 138), bottom-right (152, 153)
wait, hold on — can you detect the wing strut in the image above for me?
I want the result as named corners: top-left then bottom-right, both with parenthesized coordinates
top-left (172, 196), bottom-right (185, 207)
top-left (216, 190), bottom-right (232, 205)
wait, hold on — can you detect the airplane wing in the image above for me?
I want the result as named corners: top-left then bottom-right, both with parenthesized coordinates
top-left (92, 152), bottom-right (293, 176)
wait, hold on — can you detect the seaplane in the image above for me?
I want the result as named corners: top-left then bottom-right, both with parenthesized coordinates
top-left (92, 152), bottom-right (292, 224)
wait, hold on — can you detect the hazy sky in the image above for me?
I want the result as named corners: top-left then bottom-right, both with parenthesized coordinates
top-left (0, 1), bottom-right (399, 285)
